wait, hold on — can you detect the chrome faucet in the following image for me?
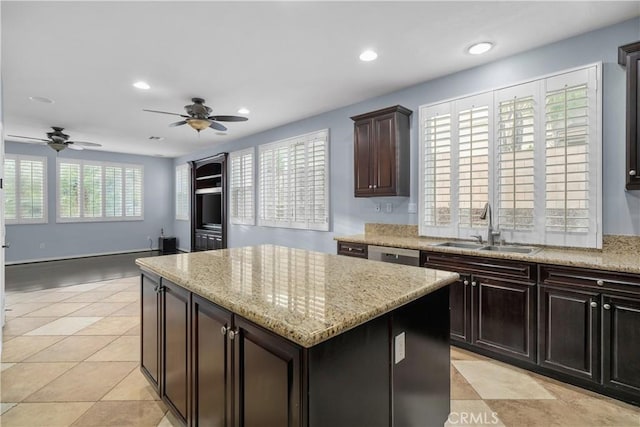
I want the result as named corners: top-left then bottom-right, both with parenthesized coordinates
top-left (479, 202), bottom-right (500, 246)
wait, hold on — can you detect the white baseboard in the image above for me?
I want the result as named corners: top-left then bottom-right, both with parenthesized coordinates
top-left (5, 248), bottom-right (160, 265)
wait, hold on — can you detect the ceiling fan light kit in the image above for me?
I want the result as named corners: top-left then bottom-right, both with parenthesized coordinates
top-left (8, 126), bottom-right (102, 153)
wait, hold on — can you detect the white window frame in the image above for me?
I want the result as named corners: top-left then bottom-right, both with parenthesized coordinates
top-left (56, 158), bottom-right (144, 223)
top-left (175, 163), bottom-right (190, 221)
top-left (258, 129), bottom-right (330, 231)
top-left (4, 154), bottom-right (48, 225)
top-left (229, 147), bottom-right (255, 225)
top-left (419, 63), bottom-right (602, 249)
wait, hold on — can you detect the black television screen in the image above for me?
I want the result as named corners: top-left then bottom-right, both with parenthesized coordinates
top-left (200, 194), bottom-right (222, 226)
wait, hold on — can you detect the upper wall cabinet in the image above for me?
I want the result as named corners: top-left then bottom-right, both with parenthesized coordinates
top-left (351, 105), bottom-right (412, 197)
top-left (619, 41), bottom-right (640, 190)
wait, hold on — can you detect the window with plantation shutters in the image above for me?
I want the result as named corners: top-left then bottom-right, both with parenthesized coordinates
top-left (258, 129), bottom-right (329, 231)
top-left (57, 159), bottom-right (143, 222)
top-left (229, 148), bottom-right (254, 225)
top-left (419, 63), bottom-right (601, 248)
top-left (175, 164), bottom-right (189, 220)
top-left (4, 155), bottom-right (47, 224)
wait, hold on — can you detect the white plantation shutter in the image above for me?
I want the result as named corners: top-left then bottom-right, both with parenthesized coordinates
top-left (175, 164), bottom-right (189, 220)
top-left (457, 94), bottom-right (492, 232)
top-left (229, 148), bottom-right (254, 225)
top-left (258, 129), bottom-right (329, 231)
top-left (57, 159), bottom-right (143, 222)
top-left (4, 155), bottom-right (47, 224)
top-left (419, 63), bottom-right (601, 248)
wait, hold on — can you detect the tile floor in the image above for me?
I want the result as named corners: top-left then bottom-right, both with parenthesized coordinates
top-left (1, 276), bottom-right (639, 426)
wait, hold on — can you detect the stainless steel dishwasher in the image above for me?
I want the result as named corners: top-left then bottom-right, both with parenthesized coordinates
top-left (367, 245), bottom-right (420, 266)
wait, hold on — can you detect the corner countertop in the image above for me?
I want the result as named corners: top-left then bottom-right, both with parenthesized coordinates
top-left (135, 245), bottom-right (458, 348)
top-left (335, 234), bottom-right (640, 275)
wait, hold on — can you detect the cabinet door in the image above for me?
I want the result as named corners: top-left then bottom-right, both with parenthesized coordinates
top-left (233, 317), bottom-right (301, 427)
top-left (372, 113), bottom-right (397, 195)
top-left (162, 280), bottom-right (191, 424)
top-left (619, 43), bottom-right (640, 190)
top-left (192, 295), bottom-right (232, 427)
top-left (472, 276), bottom-right (536, 363)
top-left (354, 119), bottom-right (373, 196)
top-left (140, 271), bottom-right (160, 391)
top-left (538, 285), bottom-right (600, 382)
top-left (450, 275), bottom-right (471, 343)
top-left (195, 233), bottom-right (207, 251)
top-left (602, 294), bottom-right (640, 396)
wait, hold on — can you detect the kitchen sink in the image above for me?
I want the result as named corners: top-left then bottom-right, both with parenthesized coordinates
top-left (478, 245), bottom-right (541, 254)
top-left (432, 242), bottom-right (485, 250)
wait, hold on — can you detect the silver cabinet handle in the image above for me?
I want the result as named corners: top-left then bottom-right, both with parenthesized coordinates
top-left (603, 304), bottom-right (611, 310)
top-left (348, 247), bottom-right (353, 251)
top-left (596, 280), bottom-right (604, 286)
top-left (368, 185), bottom-right (373, 189)
top-left (220, 326), bottom-right (228, 336)
top-left (373, 185), bottom-right (378, 189)
top-left (228, 329), bottom-right (239, 340)
top-left (471, 281), bottom-right (477, 287)
top-left (463, 280), bottom-right (469, 286)
top-left (630, 170), bottom-right (637, 176)
top-left (590, 301), bottom-right (597, 308)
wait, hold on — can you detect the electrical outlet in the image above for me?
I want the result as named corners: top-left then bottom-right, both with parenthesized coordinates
top-left (385, 203), bottom-right (393, 213)
top-left (374, 203), bottom-right (381, 213)
top-left (39, 243), bottom-right (45, 249)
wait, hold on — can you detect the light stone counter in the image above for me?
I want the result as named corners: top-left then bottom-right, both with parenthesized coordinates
top-left (335, 233), bottom-right (640, 275)
top-left (136, 244), bottom-right (458, 348)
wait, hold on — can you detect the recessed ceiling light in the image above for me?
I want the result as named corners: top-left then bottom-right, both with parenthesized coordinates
top-left (215, 132), bottom-right (227, 136)
top-left (148, 136), bottom-right (165, 141)
top-left (467, 42), bottom-right (494, 55)
top-left (238, 108), bottom-right (250, 115)
top-left (359, 50), bottom-right (378, 62)
top-left (29, 96), bottom-right (54, 104)
top-left (133, 81), bottom-right (151, 90)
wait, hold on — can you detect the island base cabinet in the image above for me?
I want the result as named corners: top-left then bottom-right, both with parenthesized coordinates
top-left (140, 271), bottom-right (161, 391)
top-left (602, 294), bottom-right (640, 397)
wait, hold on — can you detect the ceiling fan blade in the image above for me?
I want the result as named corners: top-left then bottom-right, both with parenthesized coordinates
top-left (143, 109), bottom-right (189, 118)
top-left (67, 144), bottom-right (84, 151)
top-left (7, 134), bottom-right (50, 142)
top-left (209, 121), bottom-right (227, 131)
top-left (169, 120), bottom-right (187, 127)
top-left (70, 141), bottom-right (102, 147)
top-left (208, 115), bottom-right (248, 122)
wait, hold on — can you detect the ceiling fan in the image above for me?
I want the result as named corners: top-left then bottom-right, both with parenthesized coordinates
top-left (143, 97), bottom-right (248, 133)
top-left (8, 127), bottom-right (102, 152)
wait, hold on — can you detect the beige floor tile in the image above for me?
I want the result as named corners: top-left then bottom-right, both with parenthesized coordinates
top-left (157, 410), bottom-right (183, 427)
top-left (451, 365), bottom-right (482, 400)
top-left (445, 400), bottom-right (505, 427)
top-left (5, 292), bottom-right (38, 306)
top-left (71, 400), bottom-right (166, 427)
top-left (1, 362), bottom-right (76, 402)
top-left (25, 335), bottom-right (118, 362)
top-left (102, 291), bottom-right (139, 303)
top-left (0, 402), bottom-right (93, 426)
top-left (3, 317), bottom-right (58, 336)
top-left (102, 368), bottom-right (160, 401)
top-left (453, 361), bottom-right (555, 400)
top-left (451, 346), bottom-right (491, 361)
top-left (23, 302), bottom-right (91, 317)
top-left (24, 361), bottom-right (137, 402)
top-left (111, 302), bottom-right (140, 316)
top-left (75, 316), bottom-right (139, 336)
top-left (67, 301), bottom-right (129, 317)
top-left (58, 282), bottom-right (111, 292)
top-left (4, 302), bottom-right (51, 317)
top-left (1, 402), bottom-right (17, 415)
top-left (63, 291), bottom-right (121, 303)
top-left (1, 336), bottom-right (65, 362)
top-left (2, 362), bottom-right (17, 372)
top-left (124, 324), bottom-right (141, 336)
top-left (25, 317), bottom-right (103, 336)
top-left (28, 291), bottom-right (83, 303)
top-left (86, 336), bottom-right (139, 362)
top-left (3, 335), bottom-right (16, 342)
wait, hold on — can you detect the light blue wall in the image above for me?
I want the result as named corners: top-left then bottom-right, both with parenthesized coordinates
top-left (5, 141), bottom-right (174, 263)
top-left (174, 18), bottom-right (640, 254)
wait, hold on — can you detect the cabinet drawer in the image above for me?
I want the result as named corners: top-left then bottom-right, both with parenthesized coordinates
top-left (421, 251), bottom-right (535, 282)
top-left (540, 265), bottom-right (640, 296)
top-left (337, 241), bottom-right (368, 258)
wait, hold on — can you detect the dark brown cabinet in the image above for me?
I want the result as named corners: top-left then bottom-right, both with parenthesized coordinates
top-left (619, 41), bottom-right (640, 190)
top-left (336, 241), bottom-right (368, 258)
top-left (191, 153), bottom-right (227, 251)
top-left (351, 105), bottom-right (412, 197)
top-left (140, 271), bottom-right (161, 392)
top-left (421, 251), bottom-right (536, 363)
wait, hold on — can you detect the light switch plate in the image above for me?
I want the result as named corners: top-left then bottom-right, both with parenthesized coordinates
top-left (385, 203), bottom-right (393, 213)
top-left (394, 332), bottom-right (406, 364)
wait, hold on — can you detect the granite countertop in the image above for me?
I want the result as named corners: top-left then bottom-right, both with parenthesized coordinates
top-left (135, 244), bottom-right (458, 348)
top-left (335, 233), bottom-right (640, 275)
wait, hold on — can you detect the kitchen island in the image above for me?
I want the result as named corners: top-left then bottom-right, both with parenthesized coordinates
top-left (136, 245), bottom-right (458, 427)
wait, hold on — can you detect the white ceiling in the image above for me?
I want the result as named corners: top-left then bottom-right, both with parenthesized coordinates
top-left (2, 1), bottom-right (638, 158)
